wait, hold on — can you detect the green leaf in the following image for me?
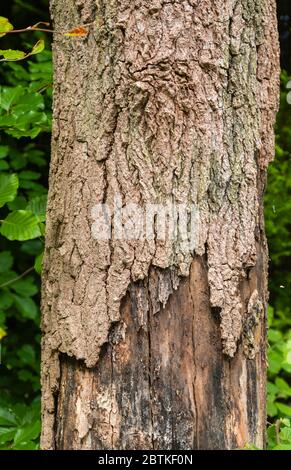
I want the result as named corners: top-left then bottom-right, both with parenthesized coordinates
top-left (275, 377), bottom-right (291, 398)
top-left (18, 370), bottom-right (34, 382)
top-left (282, 418), bottom-right (291, 427)
top-left (276, 402), bottom-right (291, 417)
top-left (20, 239), bottom-right (43, 256)
top-left (17, 344), bottom-right (36, 367)
top-left (15, 93), bottom-right (44, 113)
top-left (268, 381), bottom-right (278, 396)
top-left (4, 62), bottom-right (30, 82)
top-left (282, 362), bottom-right (291, 374)
top-left (19, 170), bottom-right (41, 180)
top-left (0, 292), bottom-right (14, 310)
top-left (280, 426), bottom-right (291, 443)
top-left (26, 148), bottom-right (46, 167)
top-left (0, 145), bottom-right (9, 159)
top-left (26, 195), bottom-right (47, 222)
top-left (30, 40), bottom-right (45, 56)
top-left (0, 17), bottom-right (13, 38)
top-left (0, 326), bottom-right (7, 340)
top-left (0, 271), bottom-right (17, 285)
top-left (19, 180), bottom-right (47, 192)
top-left (0, 210), bottom-right (41, 241)
top-left (268, 349), bottom-right (283, 375)
top-left (0, 173), bottom-right (18, 208)
top-left (268, 328), bottom-right (283, 344)
top-left (7, 195), bottom-right (27, 211)
top-left (285, 341), bottom-right (291, 365)
top-left (0, 427), bottom-right (16, 444)
top-left (13, 440), bottom-right (39, 450)
top-left (0, 407), bottom-right (18, 427)
top-left (13, 295), bottom-right (38, 320)
top-left (11, 279), bottom-right (38, 297)
top-left (268, 305), bottom-right (274, 327)
top-left (273, 444), bottom-right (291, 450)
top-left (267, 401), bottom-right (278, 418)
top-left (0, 49), bottom-right (25, 61)
top-left (39, 222), bottom-right (46, 236)
top-left (0, 251), bottom-right (13, 273)
top-left (267, 423), bottom-right (277, 449)
top-left (34, 252), bottom-right (43, 274)
top-left (0, 160), bottom-right (9, 170)
top-left (0, 310), bottom-right (6, 325)
top-left (0, 86), bottom-right (24, 111)
top-left (14, 420), bottom-right (41, 445)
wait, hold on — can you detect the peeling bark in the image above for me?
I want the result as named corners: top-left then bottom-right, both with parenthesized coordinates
top-left (41, 0), bottom-right (279, 449)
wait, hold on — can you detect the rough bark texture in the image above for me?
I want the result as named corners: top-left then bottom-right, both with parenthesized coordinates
top-left (42, 0), bottom-right (279, 449)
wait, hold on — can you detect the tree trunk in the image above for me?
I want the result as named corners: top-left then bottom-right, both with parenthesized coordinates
top-left (41, 0), bottom-right (279, 450)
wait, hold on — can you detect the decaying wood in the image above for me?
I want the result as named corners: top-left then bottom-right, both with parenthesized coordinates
top-left (42, 0), bottom-right (279, 449)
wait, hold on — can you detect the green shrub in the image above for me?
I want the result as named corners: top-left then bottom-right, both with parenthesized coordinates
top-left (0, 32), bottom-right (51, 449)
top-left (265, 72), bottom-right (291, 450)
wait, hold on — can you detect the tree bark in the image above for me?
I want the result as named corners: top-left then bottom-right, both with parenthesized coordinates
top-left (41, 0), bottom-right (279, 449)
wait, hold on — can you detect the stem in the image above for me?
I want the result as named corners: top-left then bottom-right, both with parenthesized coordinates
top-left (1, 21), bottom-right (97, 35)
top-left (4, 27), bottom-right (55, 34)
top-left (0, 266), bottom-right (34, 289)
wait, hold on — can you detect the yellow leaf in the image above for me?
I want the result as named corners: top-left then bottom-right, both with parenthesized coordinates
top-left (0, 49), bottom-right (26, 61)
top-left (64, 26), bottom-right (88, 37)
top-left (0, 327), bottom-right (7, 341)
top-left (0, 17), bottom-right (13, 38)
top-left (30, 39), bottom-right (45, 56)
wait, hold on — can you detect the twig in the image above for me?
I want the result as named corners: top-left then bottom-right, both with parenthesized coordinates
top-left (4, 27), bottom-right (55, 34)
top-left (1, 21), bottom-right (97, 35)
top-left (0, 266), bottom-right (34, 289)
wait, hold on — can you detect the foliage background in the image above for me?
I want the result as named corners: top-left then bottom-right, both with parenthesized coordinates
top-left (0, 0), bottom-right (50, 450)
top-left (0, 0), bottom-right (291, 450)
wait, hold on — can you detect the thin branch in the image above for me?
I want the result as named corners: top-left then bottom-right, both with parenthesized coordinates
top-left (0, 266), bottom-right (34, 289)
top-left (1, 21), bottom-right (97, 35)
top-left (4, 27), bottom-right (55, 34)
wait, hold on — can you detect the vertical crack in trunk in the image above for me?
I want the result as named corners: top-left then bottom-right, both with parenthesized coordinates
top-left (189, 279), bottom-right (199, 450)
top-left (146, 275), bottom-right (154, 449)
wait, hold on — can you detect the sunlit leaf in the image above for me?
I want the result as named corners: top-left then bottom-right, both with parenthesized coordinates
top-left (0, 210), bottom-right (41, 241)
top-left (280, 426), bottom-right (291, 443)
top-left (30, 40), bottom-right (45, 56)
top-left (0, 49), bottom-right (25, 61)
top-left (0, 86), bottom-right (24, 111)
top-left (0, 17), bottom-right (13, 38)
top-left (26, 195), bottom-right (47, 222)
top-left (0, 427), bottom-right (16, 444)
top-left (276, 402), bottom-right (291, 417)
top-left (14, 420), bottom-right (40, 445)
top-left (0, 327), bottom-right (7, 340)
top-left (0, 173), bottom-right (18, 208)
top-left (273, 444), bottom-right (291, 450)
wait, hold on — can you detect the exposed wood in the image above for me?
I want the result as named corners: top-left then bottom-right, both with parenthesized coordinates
top-left (53, 255), bottom-right (267, 449)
